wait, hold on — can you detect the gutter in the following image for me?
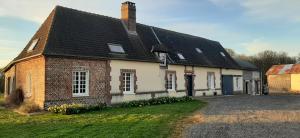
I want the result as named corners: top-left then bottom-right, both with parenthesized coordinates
top-left (3, 54), bottom-right (42, 72)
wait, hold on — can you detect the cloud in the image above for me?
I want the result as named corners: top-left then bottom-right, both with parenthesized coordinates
top-left (241, 38), bottom-right (298, 56)
top-left (0, 39), bottom-right (23, 67)
top-left (209, 0), bottom-right (300, 23)
top-left (242, 39), bottom-right (272, 54)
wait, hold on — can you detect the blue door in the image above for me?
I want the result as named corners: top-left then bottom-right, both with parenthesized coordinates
top-left (222, 75), bottom-right (233, 95)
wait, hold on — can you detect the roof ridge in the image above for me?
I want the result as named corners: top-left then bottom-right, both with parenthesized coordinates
top-left (55, 5), bottom-right (122, 22)
top-left (138, 23), bottom-right (219, 43)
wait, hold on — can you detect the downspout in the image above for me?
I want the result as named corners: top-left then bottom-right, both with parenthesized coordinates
top-left (220, 68), bottom-right (222, 94)
top-left (260, 69), bottom-right (263, 95)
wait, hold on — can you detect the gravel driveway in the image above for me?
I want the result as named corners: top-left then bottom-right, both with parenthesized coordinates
top-left (184, 95), bottom-right (300, 138)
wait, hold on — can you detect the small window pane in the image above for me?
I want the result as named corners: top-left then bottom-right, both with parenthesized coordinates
top-left (108, 43), bottom-right (125, 53)
top-left (220, 52), bottom-right (226, 57)
top-left (195, 48), bottom-right (203, 53)
top-left (177, 53), bottom-right (185, 60)
top-left (27, 39), bottom-right (39, 52)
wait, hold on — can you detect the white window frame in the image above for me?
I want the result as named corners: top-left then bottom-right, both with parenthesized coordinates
top-left (72, 70), bottom-right (89, 97)
top-left (234, 76), bottom-right (242, 90)
top-left (108, 43), bottom-right (125, 53)
top-left (159, 53), bottom-right (167, 67)
top-left (166, 73), bottom-right (175, 91)
top-left (122, 72), bottom-right (134, 94)
top-left (207, 73), bottom-right (215, 90)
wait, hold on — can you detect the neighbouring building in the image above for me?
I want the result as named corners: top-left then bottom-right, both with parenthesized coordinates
top-left (266, 64), bottom-right (300, 94)
top-left (234, 58), bottom-right (261, 95)
top-left (3, 2), bottom-right (247, 109)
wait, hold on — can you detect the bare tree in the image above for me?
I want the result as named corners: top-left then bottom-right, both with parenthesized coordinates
top-left (231, 50), bottom-right (296, 84)
top-left (297, 53), bottom-right (300, 63)
top-left (225, 48), bottom-right (236, 57)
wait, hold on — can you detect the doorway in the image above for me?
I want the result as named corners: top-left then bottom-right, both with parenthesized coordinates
top-left (222, 75), bottom-right (233, 95)
top-left (186, 75), bottom-right (193, 96)
top-left (245, 81), bottom-right (249, 94)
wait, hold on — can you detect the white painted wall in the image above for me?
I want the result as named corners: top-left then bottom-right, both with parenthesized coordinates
top-left (110, 60), bottom-right (165, 93)
top-left (222, 69), bottom-right (243, 75)
top-left (110, 60), bottom-right (245, 103)
top-left (233, 76), bottom-right (243, 91)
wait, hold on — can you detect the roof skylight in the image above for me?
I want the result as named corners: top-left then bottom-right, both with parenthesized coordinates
top-left (195, 48), bottom-right (203, 54)
top-left (220, 52), bottom-right (226, 57)
top-left (27, 39), bottom-right (39, 52)
top-left (108, 43), bottom-right (125, 53)
top-left (177, 53), bottom-right (185, 60)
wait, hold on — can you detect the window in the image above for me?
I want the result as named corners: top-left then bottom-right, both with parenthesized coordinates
top-left (159, 53), bottom-right (167, 66)
top-left (108, 43), bottom-right (125, 53)
top-left (177, 53), bottom-right (185, 60)
top-left (234, 77), bottom-right (242, 90)
top-left (195, 48), bottom-right (203, 54)
top-left (72, 71), bottom-right (89, 97)
top-left (166, 73), bottom-right (175, 91)
top-left (26, 74), bottom-right (32, 97)
top-left (207, 72), bottom-right (215, 89)
top-left (220, 52), bottom-right (226, 57)
top-left (122, 72), bottom-right (134, 94)
top-left (27, 39), bottom-right (39, 52)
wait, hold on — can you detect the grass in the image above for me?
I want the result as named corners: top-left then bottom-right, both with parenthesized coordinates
top-left (0, 96), bottom-right (206, 138)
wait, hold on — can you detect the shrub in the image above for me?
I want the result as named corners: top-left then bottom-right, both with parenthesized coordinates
top-left (48, 103), bottom-right (107, 115)
top-left (120, 96), bottom-right (192, 108)
top-left (5, 88), bottom-right (24, 106)
top-left (18, 102), bottom-right (41, 113)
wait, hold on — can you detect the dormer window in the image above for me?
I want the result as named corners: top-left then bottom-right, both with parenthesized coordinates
top-left (195, 48), bottom-right (203, 54)
top-left (108, 43), bottom-right (125, 53)
top-left (177, 53), bottom-right (185, 60)
top-left (220, 52), bottom-right (226, 57)
top-left (159, 53), bottom-right (167, 67)
top-left (27, 39), bottom-right (39, 52)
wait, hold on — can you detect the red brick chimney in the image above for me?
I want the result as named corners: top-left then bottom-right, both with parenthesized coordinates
top-left (121, 1), bottom-right (136, 33)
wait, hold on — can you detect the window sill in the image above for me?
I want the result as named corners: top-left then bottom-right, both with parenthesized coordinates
top-left (167, 90), bottom-right (176, 92)
top-left (123, 92), bottom-right (135, 95)
top-left (72, 94), bottom-right (89, 97)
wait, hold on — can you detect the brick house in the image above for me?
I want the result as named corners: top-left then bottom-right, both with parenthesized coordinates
top-left (3, 1), bottom-right (247, 109)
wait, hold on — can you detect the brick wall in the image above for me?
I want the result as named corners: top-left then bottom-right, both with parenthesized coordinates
top-left (4, 66), bottom-right (16, 98)
top-left (4, 56), bottom-right (46, 107)
top-left (44, 57), bottom-right (111, 108)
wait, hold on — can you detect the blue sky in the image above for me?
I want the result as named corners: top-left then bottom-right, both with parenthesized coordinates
top-left (0, 0), bottom-right (300, 67)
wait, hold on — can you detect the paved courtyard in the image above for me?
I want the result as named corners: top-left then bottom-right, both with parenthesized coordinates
top-left (185, 95), bottom-right (300, 138)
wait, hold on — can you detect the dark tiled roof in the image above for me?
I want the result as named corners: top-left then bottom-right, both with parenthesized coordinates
top-left (234, 58), bottom-right (258, 71)
top-left (9, 6), bottom-right (241, 70)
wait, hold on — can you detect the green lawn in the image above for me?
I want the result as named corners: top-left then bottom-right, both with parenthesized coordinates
top-left (0, 98), bottom-right (205, 138)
